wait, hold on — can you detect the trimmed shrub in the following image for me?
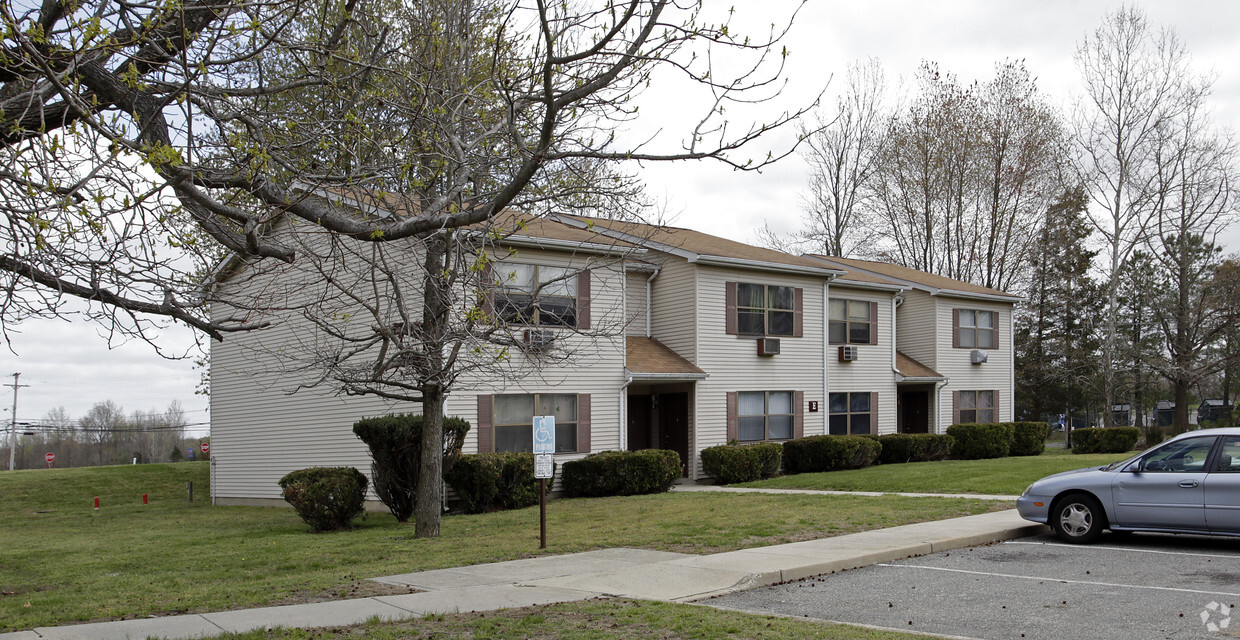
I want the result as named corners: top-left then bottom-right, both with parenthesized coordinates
top-left (782, 435), bottom-right (881, 474)
top-left (444, 452), bottom-right (539, 514)
top-left (1143, 426), bottom-right (1165, 448)
top-left (700, 442), bottom-right (783, 484)
top-left (946, 423), bottom-right (1013, 459)
top-left (352, 414), bottom-right (470, 522)
top-left (1009, 422), bottom-right (1050, 457)
top-left (874, 433), bottom-right (954, 464)
top-left (278, 467), bottom-right (368, 532)
top-left (1071, 427), bottom-right (1141, 454)
top-left (561, 449), bottom-right (681, 498)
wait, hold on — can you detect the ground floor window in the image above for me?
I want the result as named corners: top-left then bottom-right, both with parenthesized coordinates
top-left (829, 392), bottom-right (872, 435)
top-left (493, 393), bottom-right (577, 452)
top-left (958, 390), bottom-right (995, 424)
top-left (737, 390), bottom-right (794, 442)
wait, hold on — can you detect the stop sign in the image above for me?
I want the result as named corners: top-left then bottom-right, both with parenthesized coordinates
top-left (45, 452), bottom-right (54, 463)
top-left (201, 442), bottom-right (209, 454)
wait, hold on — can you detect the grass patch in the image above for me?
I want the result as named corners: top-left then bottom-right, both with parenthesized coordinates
top-left (738, 451), bottom-right (1135, 495)
top-left (0, 462), bottom-right (1006, 630)
top-left (217, 599), bottom-right (922, 640)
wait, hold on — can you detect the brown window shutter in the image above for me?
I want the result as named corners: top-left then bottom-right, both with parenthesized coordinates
top-left (726, 392), bottom-right (738, 442)
top-left (952, 390), bottom-right (961, 425)
top-left (480, 263), bottom-right (495, 322)
top-left (991, 311), bottom-right (999, 350)
top-left (793, 288), bottom-right (804, 338)
top-left (576, 394), bottom-right (591, 453)
top-left (793, 391), bottom-right (805, 439)
top-left (869, 301), bottom-right (879, 345)
top-left (952, 309), bottom-right (960, 349)
top-left (725, 282), bottom-right (737, 335)
top-left (476, 395), bottom-right (493, 453)
top-left (870, 392), bottom-right (879, 434)
top-left (992, 389), bottom-right (1000, 423)
top-left (576, 270), bottom-right (591, 330)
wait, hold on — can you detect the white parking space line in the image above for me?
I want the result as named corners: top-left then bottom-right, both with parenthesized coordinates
top-left (874, 564), bottom-right (1240, 598)
top-left (1003, 540), bottom-right (1240, 560)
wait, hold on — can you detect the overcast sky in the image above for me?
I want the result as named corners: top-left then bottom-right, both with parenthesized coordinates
top-left (4, 1), bottom-right (1239, 431)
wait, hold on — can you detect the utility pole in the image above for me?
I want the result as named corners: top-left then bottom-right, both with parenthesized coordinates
top-left (6, 373), bottom-right (28, 471)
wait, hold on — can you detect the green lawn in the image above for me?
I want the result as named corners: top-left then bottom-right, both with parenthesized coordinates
top-left (215, 599), bottom-right (926, 640)
top-left (0, 462), bottom-right (1008, 631)
top-left (737, 450), bottom-right (1135, 495)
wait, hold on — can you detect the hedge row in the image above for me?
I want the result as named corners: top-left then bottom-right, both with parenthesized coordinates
top-left (1071, 427), bottom-right (1141, 454)
top-left (443, 452), bottom-right (539, 514)
top-left (783, 435), bottom-right (881, 473)
top-left (700, 442), bottom-right (783, 484)
top-left (865, 433), bottom-right (954, 464)
top-left (560, 449), bottom-right (682, 497)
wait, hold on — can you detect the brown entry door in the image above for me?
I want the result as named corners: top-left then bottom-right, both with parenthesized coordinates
top-left (658, 393), bottom-right (690, 476)
top-left (627, 395), bottom-right (652, 451)
top-left (900, 391), bottom-right (929, 433)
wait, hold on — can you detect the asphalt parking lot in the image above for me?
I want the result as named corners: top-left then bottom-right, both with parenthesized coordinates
top-left (709, 532), bottom-right (1240, 640)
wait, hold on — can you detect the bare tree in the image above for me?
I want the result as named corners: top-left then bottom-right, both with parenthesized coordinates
top-left (1073, 6), bottom-right (1196, 425)
top-left (80, 401), bottom-right (126, 466)
top-left (792, 58), bottom-right (888, 257)
top-left (866, 60), bottom-right (1065, 292)
top-left (1143, 95), bottom-right (1240, 431)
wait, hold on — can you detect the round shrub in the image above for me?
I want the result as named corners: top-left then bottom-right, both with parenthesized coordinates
top-left (444, 452), bottom-right (538, 514)
top-left (700, 442), bottom-right (783, 484)
top-left (874, 433), bottom-right (954, 464)
top-left (946, 423), bottom-right (1013, 459)
top-left (561, 449), bottom-right (681, 497)
top-left (782, 435), bottom-right (881, 474)
top-left (1009, 422), bottom-right (1050, 457)
top-left (1071, 427), bottom-right (1140, 454)
top-left (278, 467), bottom-right (368, 532)
top-left (1143, 426), bottom-right (1165, 448)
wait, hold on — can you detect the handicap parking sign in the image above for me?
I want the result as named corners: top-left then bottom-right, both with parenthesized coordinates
top-left (533, 416), bottom-right (555, 454)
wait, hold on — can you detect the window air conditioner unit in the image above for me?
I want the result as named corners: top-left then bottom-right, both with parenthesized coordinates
top-left (756, 337), bottom-right (780, 356)
top-left (524, 328), bottom-right (556, 349)
top-left (838, 345), bottom-right (858, 362)
top-left (970, 349), bottom-right (989, 364)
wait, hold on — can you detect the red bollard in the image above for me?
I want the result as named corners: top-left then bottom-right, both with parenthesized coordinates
top-left (94, 496), bottom-right (99, 510)
top-left (142, 494), bottom-right (148, 505)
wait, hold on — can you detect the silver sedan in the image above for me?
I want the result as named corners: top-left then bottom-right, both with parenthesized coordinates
top-left (1017, 427), bottom-right (1240, 543)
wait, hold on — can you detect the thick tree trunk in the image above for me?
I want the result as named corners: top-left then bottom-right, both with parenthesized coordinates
top-left (414, 234), bottom-right (451, 539)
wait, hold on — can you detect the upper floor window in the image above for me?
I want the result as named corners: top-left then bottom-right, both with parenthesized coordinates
top-left (494, 264), bottom-right (579, 327)
top-left (956, 390), bottom-right (995, 424)
top-left (492, 393), bottom-right (578, 453)
top-left (737, 390), bottom-right (794, 442)
top-left (955, 309), bottom-right (998, 349)
top-left (829, 299), bottom-right (876, 345)
top-left (726, 282), bottom-right (802, 338)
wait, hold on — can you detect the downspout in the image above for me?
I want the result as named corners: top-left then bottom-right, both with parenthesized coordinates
top-left (891, 294), bottom-right (905, 375)
top-left (934, 378), bottom-right (951, 434)
top-left (645, 266), bottom-right (661, 338)
top-left (620, 372), bottom-right (633, 451)
top-left (823, 281), bottom-right (830, 436)
top-left (1008, 308), bottom-right (1014, 422)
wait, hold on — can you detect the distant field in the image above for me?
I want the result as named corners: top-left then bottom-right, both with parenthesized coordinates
top-left (0, 461), bottom-right (1008, 630)
top-left (738, 450), bottom-right (1134, 495)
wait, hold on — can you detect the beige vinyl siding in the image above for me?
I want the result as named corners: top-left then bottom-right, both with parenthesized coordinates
top-left (625, 271), bottom-right (649, 336)
top-left (648, 255), bottom-right (698, 362)
top-left (826, 285), bottom-right (897, 434)
top-left (210, 247), bottom-right (627, 503)
top-left (693, 266), bottom-right (826, 478)
top-left (896, 290), bottom-right (938, 368)
top-left (935, 298), bottom-right (1014, 429)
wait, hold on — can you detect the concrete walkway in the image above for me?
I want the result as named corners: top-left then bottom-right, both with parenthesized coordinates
top-left (2, 504), bottom-right (1045, 640)
top-left (671, 484), bottom-right (1020, 501)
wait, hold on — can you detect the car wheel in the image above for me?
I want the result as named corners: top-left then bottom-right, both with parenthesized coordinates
top-left (1052, 493), bottom-right (1106, 544)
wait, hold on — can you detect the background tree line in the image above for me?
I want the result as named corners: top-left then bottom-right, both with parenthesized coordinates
top-left (775, 6), bottom-right (1240, 431)
top-left (2, 401), bottom-right (203, 470)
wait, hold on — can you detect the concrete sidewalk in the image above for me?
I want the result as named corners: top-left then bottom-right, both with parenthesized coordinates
top-left (2, 508), bottom-right (1046, 640)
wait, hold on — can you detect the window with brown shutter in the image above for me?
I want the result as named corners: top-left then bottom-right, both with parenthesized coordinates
top-left (728, 282), bottom-right (801, 338)
top-left (829, 298), bottom-right (876, 345)
top-left (735, 390), bottom-right (796, 442)
top-left (490, 393), bottom-right (580, 452)
top-left (828, 391), bottom-right (874, 435)
top-left (491, 263), bottom-right (588, 328)
top-left (955, 309), bottom-right (999, 350)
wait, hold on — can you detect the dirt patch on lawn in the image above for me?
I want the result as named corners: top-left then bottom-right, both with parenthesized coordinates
top-left (266, 580), bottom-right (420, 606)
